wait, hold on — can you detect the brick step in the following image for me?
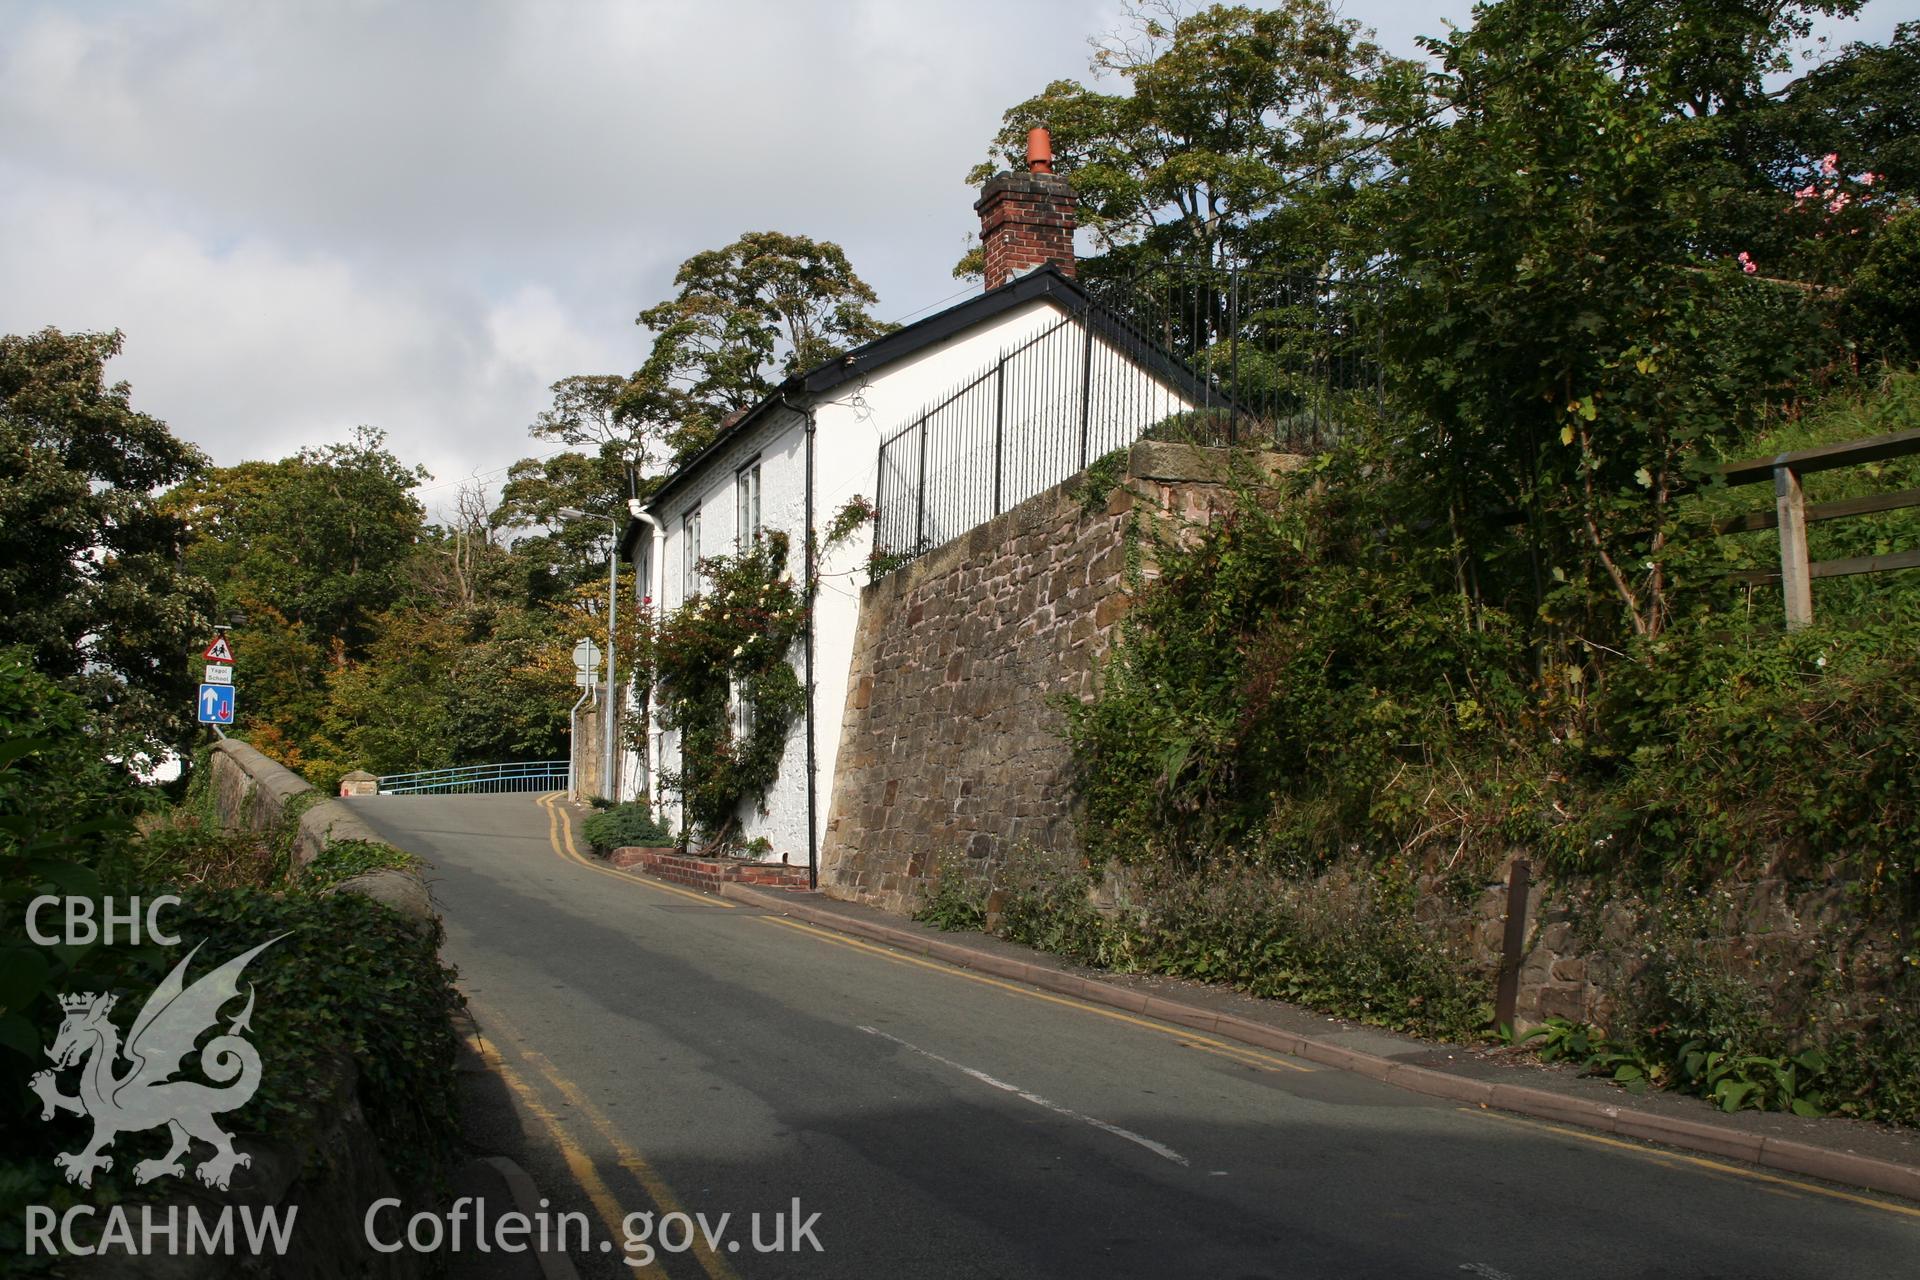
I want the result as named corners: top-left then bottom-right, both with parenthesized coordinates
top-left (611, 846), bottom-right (810, 894)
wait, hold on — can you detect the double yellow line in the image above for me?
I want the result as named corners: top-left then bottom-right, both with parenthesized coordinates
top-left (534, 791), bottom-right (736, 909)
top-left (1458, 1105), bottom-right (1920, 1221)
top-left (467, 999), bottom-right (742, 1280)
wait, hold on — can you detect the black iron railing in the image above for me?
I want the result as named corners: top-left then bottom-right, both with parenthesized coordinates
top-left (874, 267), bottom-right (1379, 568)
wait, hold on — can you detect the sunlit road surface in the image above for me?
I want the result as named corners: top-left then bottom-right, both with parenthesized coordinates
top-left (348, 792), bottom-right (1920, 1280)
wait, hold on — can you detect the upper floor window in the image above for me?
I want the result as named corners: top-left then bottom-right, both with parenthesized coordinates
top-left (682, 506), bottom-right (702, 599)
top-left (737, 461), bottom-right (762, 546)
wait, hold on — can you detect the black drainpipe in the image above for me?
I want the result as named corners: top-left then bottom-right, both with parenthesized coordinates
top-left (785, 396), bottom-right (820, 891)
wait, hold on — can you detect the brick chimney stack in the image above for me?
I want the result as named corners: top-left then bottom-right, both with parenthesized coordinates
top-left (975, 127), bottom-right (1076, 291)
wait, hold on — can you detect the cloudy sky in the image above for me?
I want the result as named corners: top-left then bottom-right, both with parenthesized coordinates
top-left (1, 0), bottom-right (1901, 518)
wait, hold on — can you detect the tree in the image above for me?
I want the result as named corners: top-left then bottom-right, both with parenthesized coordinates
top-left (490, 451), bottom-right (631, 598)
top-left (528, 373), bottom-right (687, 484)
top-left (961, 1), bottom-right (1414, 278)
top-left (309, 608), bottom-right (459, 782)
top-left (166, 427), bottom-right (428, 659)
top-left (162, 429), bottom-right (430, 774)
top-left (634, 231), bottom-right (892, 429)
top-left (1373, 0), bottom-right (1841, 644)
top-left (0, 329), bottom-right (212, 756)
top-left (1775, 20), bottom-right (1920, 193)
top-left (1575, 7), bottom-right (1917, 290)
top-left (1572, 0), bottom-right (1863, 119)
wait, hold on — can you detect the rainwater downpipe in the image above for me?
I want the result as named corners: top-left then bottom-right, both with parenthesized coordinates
top-left (629, 505), bottom-right (665, 813)
top-left (567, 683), bottom-right (591, 798)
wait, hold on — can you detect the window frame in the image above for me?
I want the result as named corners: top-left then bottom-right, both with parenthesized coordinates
top-left (736, 458), bottom-right (762, 548)
top-left (681, 505), bottom-right (702, 600)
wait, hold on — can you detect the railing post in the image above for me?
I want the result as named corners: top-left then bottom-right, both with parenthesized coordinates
top-left (915, 414), bottom-right (928, 553)
top-left (1775, 463), bottom-right (1814, 630)
top-left (874, 445), bottom-right (888, 560)
top-left (1228, 269), bottom-right (1240, 445)
top-left (1078, 316), bottom-right (1094, 469)
top-left (993, 358), bottom-right (1006, 516)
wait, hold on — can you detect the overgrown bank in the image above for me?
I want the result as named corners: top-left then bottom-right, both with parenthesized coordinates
top-left (0, 655), bottom-right (463, 1270)
top-left (919, 372), bottom-right (1920, 1128)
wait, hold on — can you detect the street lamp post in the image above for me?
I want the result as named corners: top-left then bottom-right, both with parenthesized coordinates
top-left (559, 508), bottom-right (619, 801)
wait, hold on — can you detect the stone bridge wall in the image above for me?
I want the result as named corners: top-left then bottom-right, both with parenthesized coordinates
top-left (208, 738), bottom-right (429, 918)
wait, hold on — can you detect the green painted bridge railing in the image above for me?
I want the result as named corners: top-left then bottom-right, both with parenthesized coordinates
top-left (374, 760), bottom-right (569, 795)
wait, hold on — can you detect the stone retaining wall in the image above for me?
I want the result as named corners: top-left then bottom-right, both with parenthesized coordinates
top-left (820, 440), bottom-right (1299, 914)
top-left (1421, 863), bottom-right (1893, 1035)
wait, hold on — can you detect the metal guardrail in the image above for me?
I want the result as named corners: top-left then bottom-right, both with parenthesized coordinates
top-left (374, 760), bottom-right (569, 795)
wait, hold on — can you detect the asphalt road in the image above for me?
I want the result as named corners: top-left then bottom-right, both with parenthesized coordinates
top-left (348, 792), bottom-right (1920, 1280)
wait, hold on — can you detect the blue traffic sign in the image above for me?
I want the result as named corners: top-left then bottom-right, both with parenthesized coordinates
top-left (197, 683), bottom-right (236, 725)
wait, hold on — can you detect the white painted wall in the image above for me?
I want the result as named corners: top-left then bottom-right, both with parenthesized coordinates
top-left (640, 292), bottom-right (1178, 865)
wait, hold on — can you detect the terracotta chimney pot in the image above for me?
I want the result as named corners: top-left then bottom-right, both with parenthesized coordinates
top-left (1026, 127), bottom-right (1054, 174)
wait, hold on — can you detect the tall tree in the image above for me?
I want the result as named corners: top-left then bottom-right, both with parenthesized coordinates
top-left (1373, 0), bottom-right (1847, 644)
top-left (490, 450), bottom-right (633, 598)
top-left (162, 429), bottom-right (429, 771)
top-left (1571, 0), bottom-right (1863, 118)
top-left (634, 231), bottom-right (892, 433)
top-left (528, 373), bottom-right (695, 481)
top-left (1775, 20), bottom-right (1920, 192)
top-left (166, 426), bottom-right (428, 658)
top-left (0, 328), bottom-right (212, 756)
top-left (962, 1), bottom-right (1414, 278)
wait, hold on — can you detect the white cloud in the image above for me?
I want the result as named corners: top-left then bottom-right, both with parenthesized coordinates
top-left (0, 0), bottom-right (1903, 516)
top-left (0, 167), bottom-right (605, 493)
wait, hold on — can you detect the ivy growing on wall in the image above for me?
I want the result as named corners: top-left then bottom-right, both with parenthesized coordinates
top-left (649, 498), bottom-right (874, 851)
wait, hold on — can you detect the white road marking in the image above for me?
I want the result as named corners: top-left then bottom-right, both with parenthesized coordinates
top-left (1460, 1264), bottom-right (1517, 1279)
top-left (857, 1025), bottom-right (1191, 1167)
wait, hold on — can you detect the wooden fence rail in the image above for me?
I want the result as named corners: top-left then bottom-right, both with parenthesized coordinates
top-left (1712, 426), bottom-right (1920, 629)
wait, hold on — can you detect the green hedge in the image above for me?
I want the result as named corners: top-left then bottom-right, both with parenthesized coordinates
top-left (582, 801), bottom-right (673, 854)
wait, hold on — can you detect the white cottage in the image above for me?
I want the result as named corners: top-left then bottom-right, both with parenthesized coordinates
top-left (616, 131), bottom-right (1206, 879)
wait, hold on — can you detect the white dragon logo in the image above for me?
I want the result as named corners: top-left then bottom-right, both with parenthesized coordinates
top-left (31, 935), bottom-right (285, 1191)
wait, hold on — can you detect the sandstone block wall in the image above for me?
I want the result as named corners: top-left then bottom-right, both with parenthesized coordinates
top-left (209, 739), bottom-right (432, 919)
top-left (820, 441), bottom-right (1296, 913)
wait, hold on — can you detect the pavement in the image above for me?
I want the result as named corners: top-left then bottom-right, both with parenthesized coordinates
top-left (349, 791), bottom-right (1920, 1280)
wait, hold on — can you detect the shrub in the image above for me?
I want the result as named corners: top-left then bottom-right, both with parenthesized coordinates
top-left (914, 852), bottom-right (988, 932)
top-left (163, 889), bottom-right (465, 1188)
top-left (1841, 206), bottom-right (1920, 362)
top-left (1, 655), bottom-right (463, 1259)
top-left (302, 837), bottom-right (420, 890)
top-left (582, 801), bottom-right (673, 854)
